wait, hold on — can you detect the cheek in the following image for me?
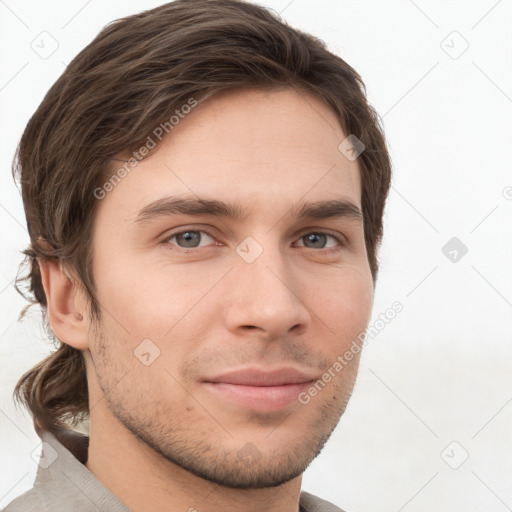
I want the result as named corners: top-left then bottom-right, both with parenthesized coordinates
top-left (310, 277), bottom-right (369, 407)
top-left (91, 259), bottom-right (184, 337)
top-left (89, 316), bottom-right (168, 398)
top-left (313, 269), bottom-right (374, 348)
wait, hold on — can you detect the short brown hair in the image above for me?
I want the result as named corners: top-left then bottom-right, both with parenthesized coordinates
top-left (13, 0), bottom-right (392, 437)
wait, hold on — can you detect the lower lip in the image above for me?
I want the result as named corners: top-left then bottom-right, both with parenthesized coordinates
top-left (202, 381), bottom-right (313, 412)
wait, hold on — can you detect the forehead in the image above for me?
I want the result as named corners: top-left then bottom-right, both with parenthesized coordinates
top-left (98, 88), bottom-right (361, 225)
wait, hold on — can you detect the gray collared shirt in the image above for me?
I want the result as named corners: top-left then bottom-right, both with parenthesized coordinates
top-left (3, 430), bottom-right (346, 512)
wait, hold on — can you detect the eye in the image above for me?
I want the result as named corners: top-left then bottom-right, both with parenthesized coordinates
top-left (295, 232), bottom-right (343, 251)
top-left (161, 228), bottom-right (344, 254)
top-left (163, 230), bottom-right (216, 249)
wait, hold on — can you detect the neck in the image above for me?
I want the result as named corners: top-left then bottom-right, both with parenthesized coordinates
top-left (85, 409), bottom-right (303, 512)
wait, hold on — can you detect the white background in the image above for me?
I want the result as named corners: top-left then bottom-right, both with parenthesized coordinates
top-left (1, 1), bottom-right (511, 511)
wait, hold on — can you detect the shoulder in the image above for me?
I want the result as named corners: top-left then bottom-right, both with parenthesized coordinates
top-left (300, 490), bottom-right (348, 512)
top-left (2, 489), bottom-right (44, 512)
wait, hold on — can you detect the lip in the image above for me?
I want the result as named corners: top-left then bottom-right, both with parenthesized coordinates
top-left (203, 367), bottom-right (317, 386)
top-left (202, 367), bottom-right (317, 412)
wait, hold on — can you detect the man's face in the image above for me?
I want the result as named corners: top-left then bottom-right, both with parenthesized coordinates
top-left (85, 88), bottom-right (374, 488)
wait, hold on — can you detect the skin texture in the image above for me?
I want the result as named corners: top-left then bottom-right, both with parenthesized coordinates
top-left (40, 88), bottom-right (375, 512)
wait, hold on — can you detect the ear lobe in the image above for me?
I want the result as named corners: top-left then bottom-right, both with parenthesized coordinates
top-left (38, 258), bottom-right (90, 350)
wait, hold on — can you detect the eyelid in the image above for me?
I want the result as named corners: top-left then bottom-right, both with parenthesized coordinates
top-left (160, 225), bottom-right (346, 252)
top-left (160, 227), bottom-right (218, 249)
top-left (294, 228), bottom-right (347, 247)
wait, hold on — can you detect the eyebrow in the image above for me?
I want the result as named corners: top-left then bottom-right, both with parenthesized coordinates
top-left (133, 196), bottom-right (363, 225)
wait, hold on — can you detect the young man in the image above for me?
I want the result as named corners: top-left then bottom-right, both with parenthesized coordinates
top-left (7, 0), bottom-right (391, 510)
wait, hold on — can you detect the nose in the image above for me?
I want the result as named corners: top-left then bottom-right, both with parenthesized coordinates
top-left (222, 238), bottom-right (311, 339)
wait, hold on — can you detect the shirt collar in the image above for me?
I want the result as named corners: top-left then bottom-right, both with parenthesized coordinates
top-left (37, 429), bottom-right (131, 511)
top-left (37, 429), bottom-right (334, 512)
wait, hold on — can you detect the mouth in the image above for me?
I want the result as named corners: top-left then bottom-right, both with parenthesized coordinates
top-left (202, 367), bottom-right (317, 412)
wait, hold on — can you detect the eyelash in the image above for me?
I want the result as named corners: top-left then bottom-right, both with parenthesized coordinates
top-left (160, 228), bottom-right (345, 255)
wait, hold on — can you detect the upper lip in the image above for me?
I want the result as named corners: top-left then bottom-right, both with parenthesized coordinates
top-left (203, 367), bottom-right (317, 386)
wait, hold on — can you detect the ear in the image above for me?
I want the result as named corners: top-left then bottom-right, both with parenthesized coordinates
top-left (38, 258), bottom-right (90, 350)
